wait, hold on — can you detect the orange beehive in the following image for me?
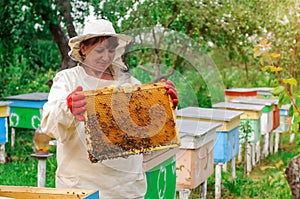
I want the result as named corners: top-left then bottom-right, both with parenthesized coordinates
top-left (83, 82), bottom-right (180, 162)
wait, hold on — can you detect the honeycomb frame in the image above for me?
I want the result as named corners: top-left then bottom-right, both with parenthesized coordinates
top-left (83, 82), bottom-right (180, 162)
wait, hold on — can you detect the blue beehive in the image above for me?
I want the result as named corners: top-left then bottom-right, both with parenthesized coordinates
top-left (176, 107), bottom-right (243, 164)
top-left (0, 101), bottom-right (12, 144)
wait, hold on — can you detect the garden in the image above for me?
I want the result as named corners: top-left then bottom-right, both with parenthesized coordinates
top-left (1, 0), bottom-right (300, 198)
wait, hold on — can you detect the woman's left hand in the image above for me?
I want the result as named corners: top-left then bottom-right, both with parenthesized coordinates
top-left (160, 79), bottom-right (178, 109)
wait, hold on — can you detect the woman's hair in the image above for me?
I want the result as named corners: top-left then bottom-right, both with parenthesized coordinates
top-left (79, 36), bottom-right (119, 56)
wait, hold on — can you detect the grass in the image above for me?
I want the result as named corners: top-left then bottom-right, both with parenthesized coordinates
top-left (0, 129), bottom-right (57, 187)
top-left (0, 129), bottom-right (299, 198)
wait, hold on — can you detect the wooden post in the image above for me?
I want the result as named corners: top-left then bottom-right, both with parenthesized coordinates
top-left (215, 163), bottom-right (222, 199)
top-left (262, 133), bottom-right (269, 159)
top-left (178, 189), bottom-right (191, 199)
top-left (256, 141), bottom-right (260, 163)
top-left (251, 144), bottom-right (256, 167)
top-left (274, 132), bottom-right (280, 153)
top-left (200, 180), bottom-right (207, 199)
top-left (11, 127), bottom-right (15, 150)
top-left (269, 131), bottom-right (274, 154)
top-left (0, 144), bottom-right (5, 164)
top-left (238, 144), bottom-right (242, 162)
top-left (222, 162), bottom-right (227, 172)
top-left (246, 143), bottom-right (252, 173)
top-left (30, 153), bottom-right (53, 188)
top-left (231, 157), bottom-right (236, 182)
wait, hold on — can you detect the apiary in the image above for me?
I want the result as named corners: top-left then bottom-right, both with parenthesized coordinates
top-left (0, 186), bottom-right (98, 199)
top-left (224, 88), bottom-right (257, 102)
top-left (175, 119), bottom-right (221, 189)
top-left (83, 82), bottom-right (180, 162)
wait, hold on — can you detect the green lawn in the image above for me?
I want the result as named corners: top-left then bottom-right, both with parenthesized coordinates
top-left (0, 129), bottom-right (298, 198)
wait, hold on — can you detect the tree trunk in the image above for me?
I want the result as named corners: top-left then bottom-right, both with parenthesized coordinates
top-left (285, 154), bottom-right (300, 199)
top-left (32, 0), bottom-right (77, 71)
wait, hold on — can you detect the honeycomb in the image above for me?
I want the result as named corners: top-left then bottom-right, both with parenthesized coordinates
top-left (82, 82), bottom-right (180, 162)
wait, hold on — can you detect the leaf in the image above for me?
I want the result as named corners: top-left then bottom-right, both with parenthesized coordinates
top-left (275, 160), bottom-right (284, 169)
top-left (270, 66), bottom-right (283, 72)
top-left (254, 50), bottom-right (264, 57)
top-left (260, 39), bottom-right (268, 45)
top-left (283, 78), bottom-right (298, 86)
top-left (270, 85), bottom-right (285, 96)
top-left (261, 65), bottom-right (272, 72)
top-left (270, 53), bottom-right (280, 58)
top-left (269, 176), bottom-right (275, 186)
top-left (260, 165), bottom-right (275, 171)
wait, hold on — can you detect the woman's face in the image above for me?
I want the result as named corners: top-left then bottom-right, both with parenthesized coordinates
top-left (82, 39), bottom-right (116, 71)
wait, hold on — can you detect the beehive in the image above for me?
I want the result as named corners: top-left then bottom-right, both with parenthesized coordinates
top-left (83, 82), bottom-right (180, 162)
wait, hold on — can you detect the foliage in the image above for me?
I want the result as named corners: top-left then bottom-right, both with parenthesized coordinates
top-left (254, 39), bottom-right (300, 134)
top-left (0, 51), bottom-right (56, 100)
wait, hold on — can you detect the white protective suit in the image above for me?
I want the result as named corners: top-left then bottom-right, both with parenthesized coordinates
top-left (41, 65), bottom-right (147, 199)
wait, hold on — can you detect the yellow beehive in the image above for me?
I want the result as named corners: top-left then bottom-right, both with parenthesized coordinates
top-left (83, 82), bottom-right (180, 162)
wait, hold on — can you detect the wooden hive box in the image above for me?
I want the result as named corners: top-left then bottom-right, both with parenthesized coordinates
top-left (176, 107), bottom-right (243, 164)
top-left (213, 102), bottom-right (264, 144)
top-left (0, 186), bottom-right (98, 199)
top-left (275, 104), bottom-right (291, 133)
top-left (224, 88), bottom-right (257, 102)
top-left (83, 82), bottom-right (180, 162)
top-left (175, 119), bottom-right (221, 189)
top-left (231, 97), bottom-right (277, 135)
top-left (5, 93), bottom-right (48, 129)
top-left (0, 102), bottom-right (12, 118)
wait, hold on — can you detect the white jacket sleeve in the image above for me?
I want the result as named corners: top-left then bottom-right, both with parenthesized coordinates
top-left (41, 72), bottom-right (78, 143)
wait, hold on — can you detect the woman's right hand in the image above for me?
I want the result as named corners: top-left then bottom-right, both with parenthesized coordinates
top-left (67, 86), bottom-right (86, 121)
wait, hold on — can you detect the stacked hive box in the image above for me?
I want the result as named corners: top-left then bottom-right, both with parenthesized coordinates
top-left (224, 88), bottom-right (257, 102)
top-left (0, 101), bottom-right (12, 164)
top-left (231, 97), bottom-right (277, 158)
top-left (212, 102), bottom-right (264, 173)
top-left (5, 93), bottom-right (48, 149)
top-left (176, 107), bottom-right (243, 198)
top-left (175, 119), bottom-right (221, 198)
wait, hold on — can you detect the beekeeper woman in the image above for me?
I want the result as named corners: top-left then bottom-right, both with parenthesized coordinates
top-left (41, 19), bottom-right (178, 198)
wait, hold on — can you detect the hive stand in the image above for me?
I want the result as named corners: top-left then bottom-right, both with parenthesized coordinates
top-left (0, 101), bottom-right (12, 164)
top-left (231, 97), bottom-right (277, 160)
top-left (175, 119), bottom-right (221, 199)
top-left (30, 153), bottom-right (53, 187)
top-left (5, 93), bottom-right (48, 149)
top-left (143, 147), bottom-right (179, 199)
top-left (273, 104), bottom-right (291, 153)
top-left (176, 107), bottom-right (243, 199)
top-left (213, 102), bottom-right (264, 173)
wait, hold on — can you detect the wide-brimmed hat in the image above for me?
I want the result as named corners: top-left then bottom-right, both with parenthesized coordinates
top-left (68, 19), bottom-right (133, 70)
